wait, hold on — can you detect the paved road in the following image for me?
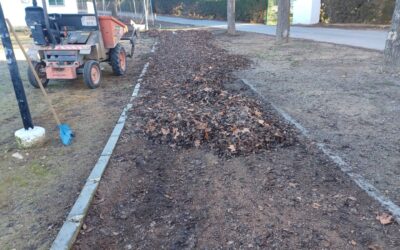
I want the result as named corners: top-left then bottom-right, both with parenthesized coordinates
top-left (157, 16), bottom-right (388, 50)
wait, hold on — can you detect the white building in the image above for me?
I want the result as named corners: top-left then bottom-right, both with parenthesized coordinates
top-left (0, 0), bottom-right (91, 27)
top-left (293, 0), bottom-right (321, 25)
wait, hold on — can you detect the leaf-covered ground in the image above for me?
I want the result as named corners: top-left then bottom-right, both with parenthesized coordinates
top-left (129, 30), bottom-right (296, 157)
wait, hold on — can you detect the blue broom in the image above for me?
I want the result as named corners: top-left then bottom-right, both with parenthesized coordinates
top-left (7, 20), bottom-right (74, 145)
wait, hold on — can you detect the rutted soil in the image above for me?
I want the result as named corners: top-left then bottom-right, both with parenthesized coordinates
top-left (74, 30), bottom-right (400, 249)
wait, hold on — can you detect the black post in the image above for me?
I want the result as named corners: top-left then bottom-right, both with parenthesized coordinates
top-left (0, 3), bottom-right (34, 130)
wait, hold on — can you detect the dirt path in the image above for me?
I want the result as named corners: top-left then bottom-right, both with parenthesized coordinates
top-left (75, 30), bottom-right (400, 249)
top-left (215, 31), bottom-right (400, 205)
top-left (0, 35), bottom-right (155, 249)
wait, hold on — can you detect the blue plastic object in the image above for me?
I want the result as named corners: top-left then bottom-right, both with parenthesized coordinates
top-left (59, 124), bottom-right (74, 146)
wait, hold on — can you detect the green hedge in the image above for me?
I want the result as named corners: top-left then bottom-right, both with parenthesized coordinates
top-left (321, 0), bottom-right (395, 24)
top-left (153, 0), bottom-right (395, 24)
top-left (153, 0), bottom-right (268, 23)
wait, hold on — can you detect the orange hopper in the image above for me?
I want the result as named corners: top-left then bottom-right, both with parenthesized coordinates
top-left (99, 16), bottom-right (128, 49)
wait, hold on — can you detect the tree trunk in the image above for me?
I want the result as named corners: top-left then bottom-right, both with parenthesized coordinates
top-left (227, 0), bottom-right (236, 35)
top-left (276, 0), bottom-right (290, 43)
top-left (111, 0), bottom-right (119, 18)
top-left (144, 0), bottom-right (149, 31)
top-left (384, 0), bottom-right (400, 66)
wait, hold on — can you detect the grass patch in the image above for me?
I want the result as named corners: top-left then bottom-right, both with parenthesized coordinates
top-left (29, 162), bottom-right (50, 177)
top-left (3, 175), bottom-right (29, 188)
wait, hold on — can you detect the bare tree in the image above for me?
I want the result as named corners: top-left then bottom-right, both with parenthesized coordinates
top-left (227, 0), bottom-right (236, 35)
top-left (276, 0), bottom-right (290, 43)
top-left (385, 0), bottom-right (400, 66)
top-left (110, 0), bottom-right (119, 18)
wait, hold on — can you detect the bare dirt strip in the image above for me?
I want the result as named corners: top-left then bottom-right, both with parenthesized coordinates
top-left (74, 30), bottom-right (400, 249)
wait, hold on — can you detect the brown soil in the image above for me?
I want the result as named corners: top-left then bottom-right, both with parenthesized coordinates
top-left (215, 30), bottom-right (400, 205)
top-left (0, 35), bottom-right (155, 249)
top-left (74, 30), bottom-right (400, 250)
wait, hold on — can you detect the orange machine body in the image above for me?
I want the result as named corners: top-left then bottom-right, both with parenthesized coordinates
top-left (99, 16), bottom-right (128, 49)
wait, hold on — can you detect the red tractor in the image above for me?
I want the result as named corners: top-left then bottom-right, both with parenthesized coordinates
top-left (25, 0), bottom-right (136, 89)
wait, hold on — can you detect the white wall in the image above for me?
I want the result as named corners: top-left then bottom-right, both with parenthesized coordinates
top-left (0, 0), bottom-right (79, 27)
top-left (293, 0), bottom-right (321, 25)
top-left (41, 0), bottom-right (79, 14)
top-left (1, 0), bottom-right (32, 27)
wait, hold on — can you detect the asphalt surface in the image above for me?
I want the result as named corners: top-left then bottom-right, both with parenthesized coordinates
top-left (157, 16), bottom-right (388, 50)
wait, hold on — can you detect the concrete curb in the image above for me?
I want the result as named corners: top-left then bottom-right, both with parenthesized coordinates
top-left (241, 78), bottom-right (400, 224)
top-left (50, 42), bottom-right (157, 250)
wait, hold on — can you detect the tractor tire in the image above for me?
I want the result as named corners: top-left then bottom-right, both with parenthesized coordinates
top-left (83, 60), bottom-right (102, 89)
top-left (28, 61), bottom-right (49, 88)
top-left (110, 43), bottom-right (127, 76)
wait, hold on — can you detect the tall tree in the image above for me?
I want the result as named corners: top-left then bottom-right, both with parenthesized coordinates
top-left (384, 0), bottom-right (400, 66)
top-left (227, 0), bottom-right (236, 35)
top-left (276, 0), bottom-right (290, 43)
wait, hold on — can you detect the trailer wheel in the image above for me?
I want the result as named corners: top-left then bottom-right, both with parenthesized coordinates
top-left (28, 61), bottom-right (49, 88)
top-left (83, 60), bottom-right (102, 89)
top-left (110, 43), bottom-right (127, 76)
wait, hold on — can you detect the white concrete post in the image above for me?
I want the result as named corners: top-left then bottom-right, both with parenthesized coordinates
top-left (293, 0), bottom-right (321, 25)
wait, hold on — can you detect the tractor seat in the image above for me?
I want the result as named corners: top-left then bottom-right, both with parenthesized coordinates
top-left (25, 6), bottom-right (60, 46)
top-left (25, 6), bottom-right (46, 27)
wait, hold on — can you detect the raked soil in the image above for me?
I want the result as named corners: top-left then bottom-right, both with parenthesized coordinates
top-left (74, 30), bottom-right (400, 249)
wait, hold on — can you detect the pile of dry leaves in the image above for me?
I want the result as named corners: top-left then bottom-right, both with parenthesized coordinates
top-left (129, 30), bottom-right (296, 157)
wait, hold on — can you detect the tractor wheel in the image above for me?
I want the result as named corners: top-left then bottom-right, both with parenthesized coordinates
top-left (83, 60), bottom-right (102, 89)
top-left (110, 43), bottom-right (127, 76)
top-left (28, 61), bottom-right (49, 88)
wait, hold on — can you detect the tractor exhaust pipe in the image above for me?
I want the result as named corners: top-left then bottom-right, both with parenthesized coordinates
top-left (41, 0), bottom-right (56, 47)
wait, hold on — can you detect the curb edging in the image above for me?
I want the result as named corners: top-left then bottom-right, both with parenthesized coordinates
top-left (50, 42), bottom-right (157, 250)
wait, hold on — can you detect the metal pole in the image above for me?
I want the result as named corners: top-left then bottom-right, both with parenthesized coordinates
top-left (92, 0), bottom-right (100, 29)
top-left (150, 0), bottom-right (154, 25)
top-left (133, 0), bottom-right (137, 16)
top-left (41, 0), bottom-right (56, 47)
top-left (144, 0), bottom-right (148, 30)
top-left (0, 3), bottom-right (34, 130)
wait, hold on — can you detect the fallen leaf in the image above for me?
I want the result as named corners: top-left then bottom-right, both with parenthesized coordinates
top-left (161, 128), bottom-right (169, 135)
top-left (242, 128), bottom-right (250, 133)
top-left (376, 213), bottom-right (393, 225)
top-left (258, 119), bottom-right (265, 125)
top-left (368, 244), bottom-right (383, 250)
top-left (196, 121), bottom-right (208, 130)
top-left (228, 144), bottom-right (236, 152)
top-left (348, 196), bottom-right (357, 201)
top-left (204, 131), bottom-right (209, 140)
top-left (194, 140), bottom-right (201, 147)
top-left (350, 240), bottom-right (357, 246)
top-left (232, 127), bottom-right (240, 136)
top-left (312, 203), bottom-right (321, 209)
top-left (172, 128), bottom-right (180, 139)
top-left (164, 194), bottom-right (173, 200)
top-left (254, 110), bottom-right (262, 117)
